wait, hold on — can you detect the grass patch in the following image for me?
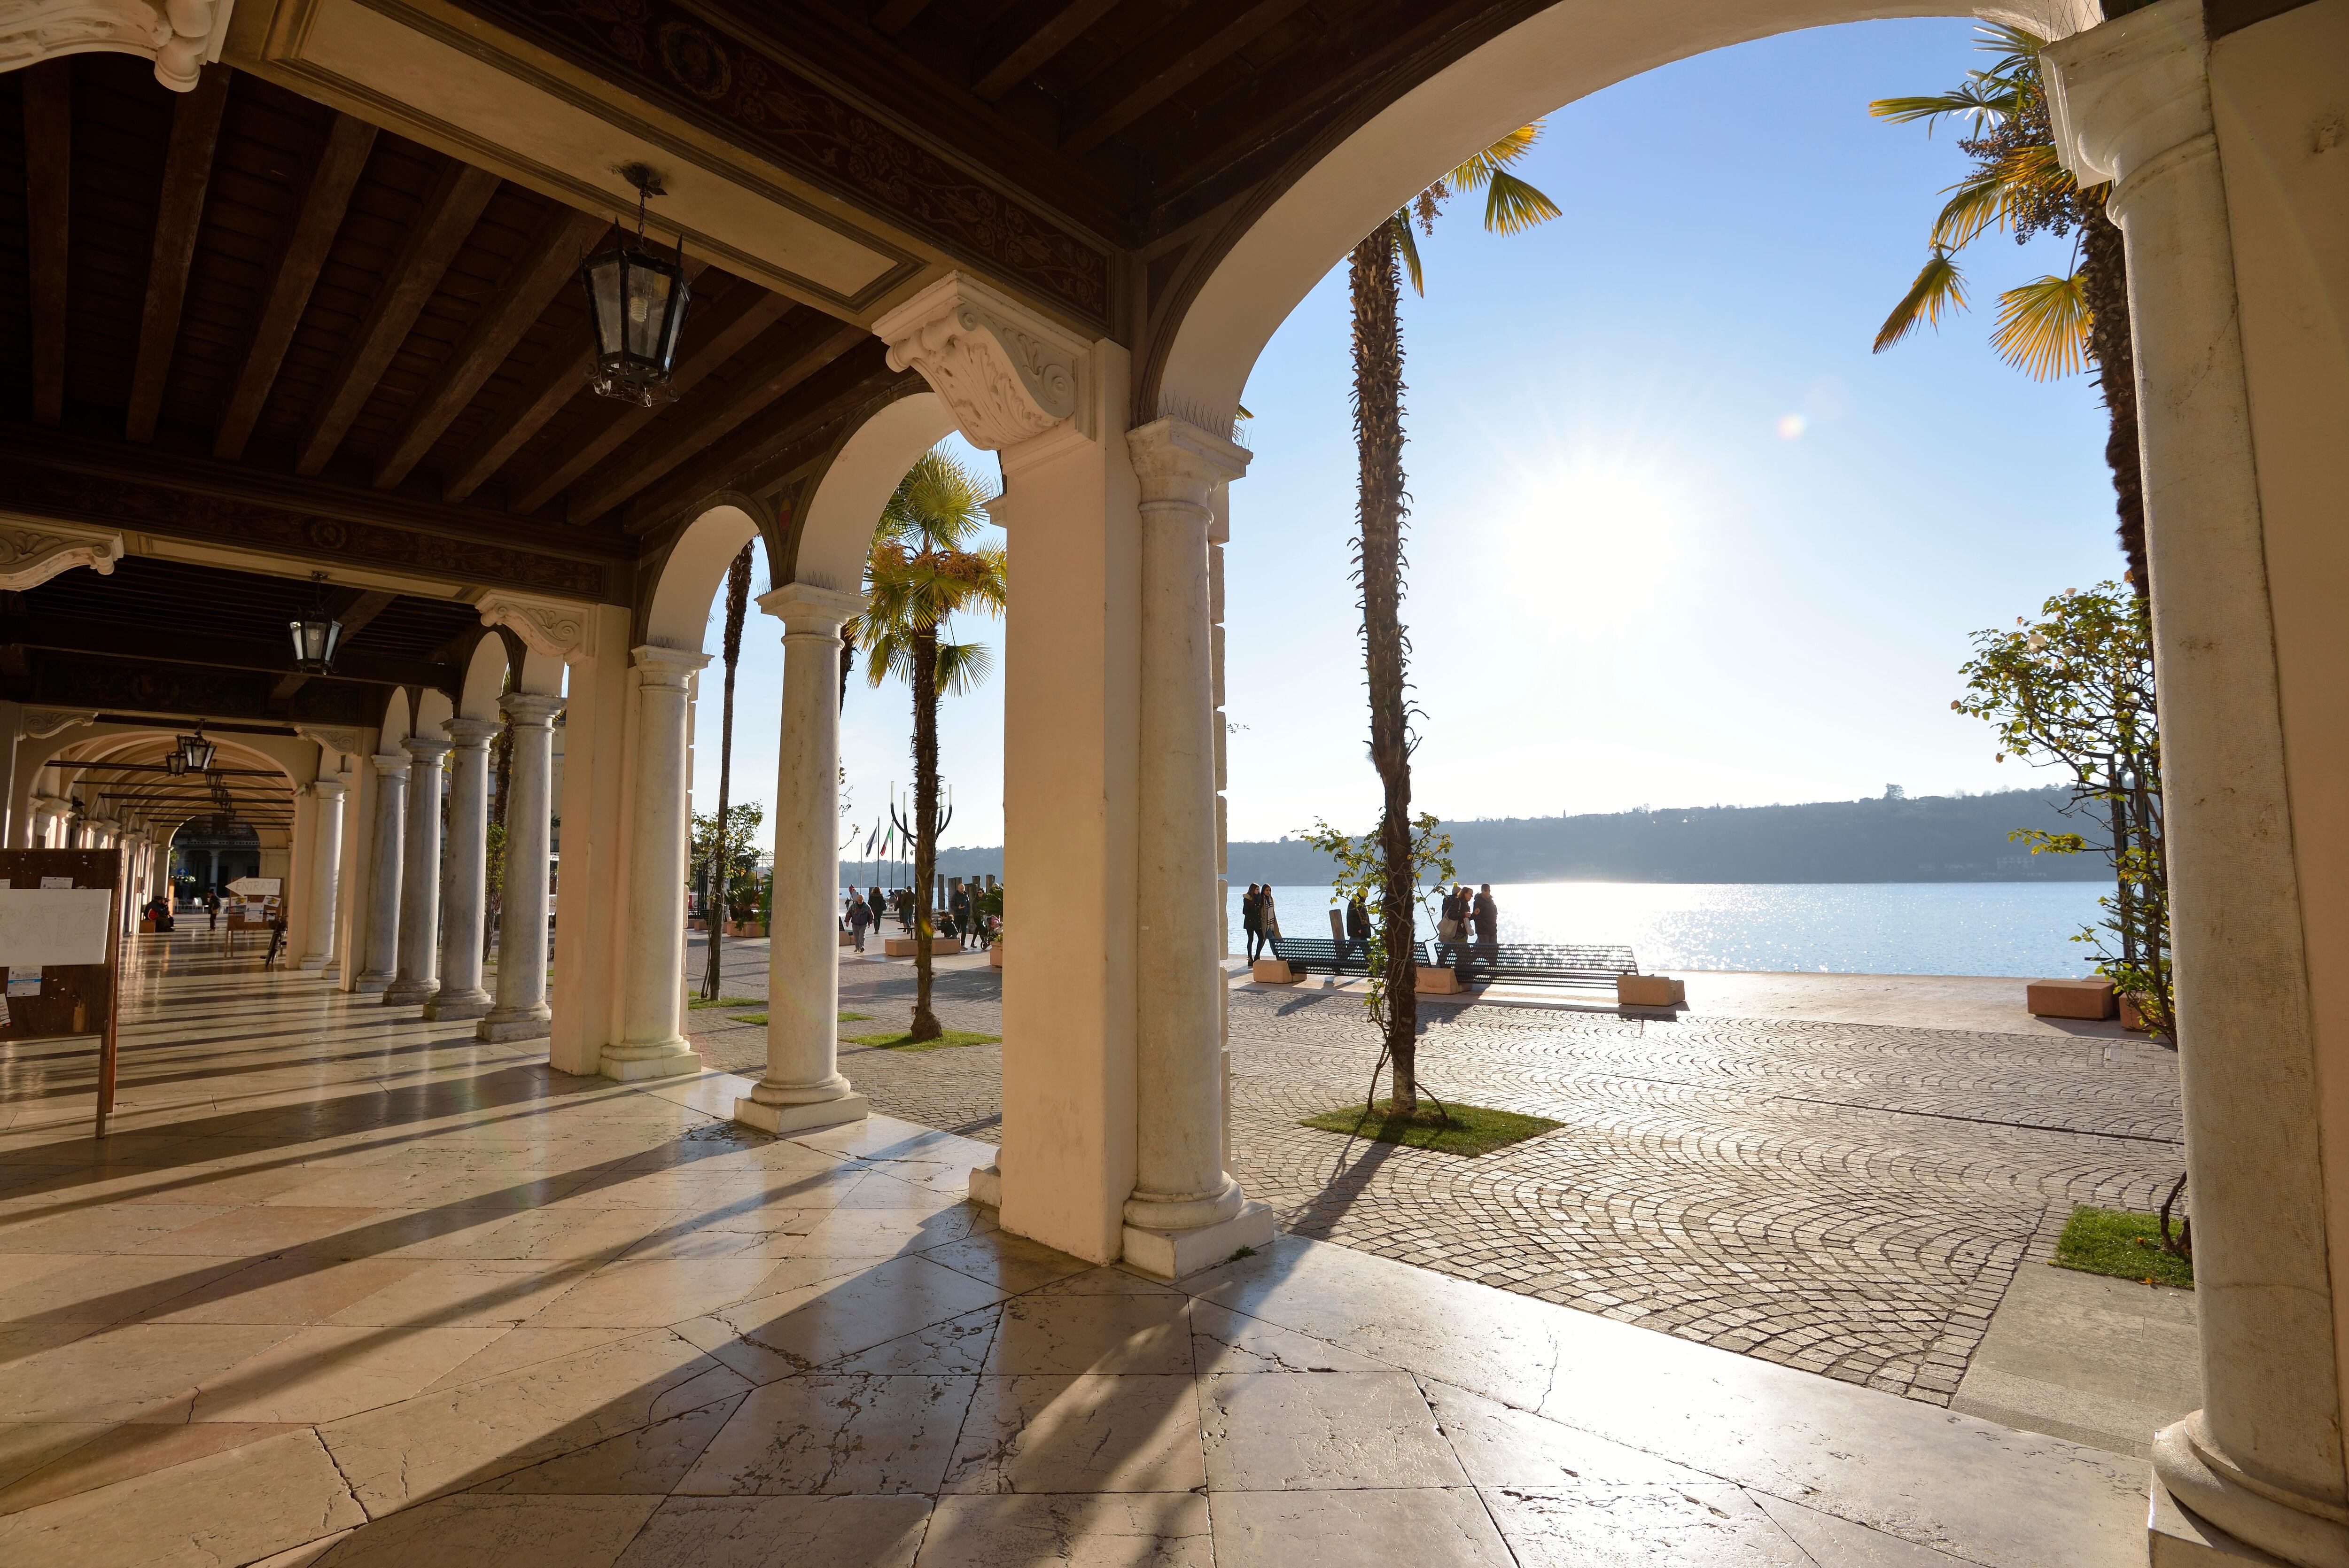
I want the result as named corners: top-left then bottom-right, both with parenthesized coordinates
top-left (1298, 1099), bottom-right (1563, 1157)
top-left (688, 995), bottom-right (763, 1009)
top-left (846, 1028), bottom-right (1000, 1053)
top-left (2054, 1204), bottom-right (2194, 1289)
top-left (839, 1010), bottom-right (870, 1021)
top-left (729, 1015), bottom-right (766, 1026)
top-left (725, 1010), bottom-right (868, 1028)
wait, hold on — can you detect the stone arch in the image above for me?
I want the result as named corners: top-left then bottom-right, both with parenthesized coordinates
top-left (641, 502), bottom-right (765, 652)
top-left (1144, 0), bottom-right (2048, 422)
top-left (458, 632), bottom-right (515, 720)
top-left (780, 388), bottom-right (957, 596)
top-left (413, 688), bottom-right (455, 739)
top-left (379, 689), bottom-right (413, 749)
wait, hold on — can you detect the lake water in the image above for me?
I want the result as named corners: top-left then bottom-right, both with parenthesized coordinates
top-left (1229, 881), bottom-right (2111, 978)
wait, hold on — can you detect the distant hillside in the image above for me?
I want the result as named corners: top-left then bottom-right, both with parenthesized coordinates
top-left (843, 787), bottom-right (2107, 885)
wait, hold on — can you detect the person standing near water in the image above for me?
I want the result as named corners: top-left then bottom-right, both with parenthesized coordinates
top-left (1342, 892), bottom-right (1371, 965)
top-left (1259, 887), bottom-right (1282, 957)
top-left (1241, 884), bottom-right (1264, 961)
top-left (1473, 884), bottom-right (1499, 970)
top-left (847, 895), bottom-right (872, 953)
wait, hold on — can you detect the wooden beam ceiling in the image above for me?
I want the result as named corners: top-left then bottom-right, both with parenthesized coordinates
top-left (125, 65), bottom-right (232, 443)
top-left (371, 204), bottom-right (607, 490)
top-left (270, 588), bottom-right (397, 700)
top-left (3, 613), bottom-right (459, 690)
top-left (294, 160), bottom-right (500, 477)
top-left (215, 113), bottom-right (378, 461)
top-left (972, 0), bottom-right (1124, 100)
top-left (23, 62), bottom-right (71, 428)
top-left (1062, 0), bottom-right (1320, 155)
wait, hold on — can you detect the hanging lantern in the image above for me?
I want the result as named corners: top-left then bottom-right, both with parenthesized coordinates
top-left (288, 573), bottom-right (342, 674)
top-left (579, 164), bottom-right (691, 408)
top-left (177, 726), bottom-right (216, 775)
top-left (163, 748), bottom-right (187, 777)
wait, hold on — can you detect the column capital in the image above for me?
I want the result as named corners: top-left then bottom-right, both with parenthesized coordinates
top-left (401, 735), bottom-right (453, 763)
top-left (308, 778), bottom-right (348, 801)
top-left (1127, 417), bottom-right (1251, 512)
top-left (369, 752), bottom-right (411, 777)
top-left (756, 581), bottom-right (867, 636)
top-left (444, 716), bottom-right (501, 749)
top-left (499, 691), bottom-right (565, 728)
top-left (632, 644), bottom-right (713, 689)
top-left (873, 272), bottom-right (1095, 450)
top-left (479, 592), bottom-right (599, 663)
top-left (2044, 0), bottom-right (2211, 202)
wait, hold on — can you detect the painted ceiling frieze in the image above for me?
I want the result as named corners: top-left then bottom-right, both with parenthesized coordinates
top-left (450, 0), bottom-right (1109, 321)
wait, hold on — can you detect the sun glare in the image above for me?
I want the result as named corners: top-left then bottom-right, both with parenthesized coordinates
top-left (1504, 457), bottom-right (1699, 583)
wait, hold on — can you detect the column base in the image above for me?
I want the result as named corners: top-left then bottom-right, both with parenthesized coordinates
top-left (598, 1041), bottom-right (702, 1081)
top-left (351, 969), bottom-right (391, 995)
top-left (969, 1164), bottom-right (1001, 1208)
top-left (422, 987), bottom-right (493, 1020)
top-left (1121, 1200), bottom-right (1276, 1281)
top-left (476, 1006), bottom-right (552, 1043)
top-left (734, 1092), bottom-right (868, 1136)
top-left (298, 954), bottom-right (329, 971)
top-left (2153, 1414), bottom-right (2349, 1568)
top-left (2153, 1471), bottom-right (2295, 1566)
top-left (381, 979), bottom-right (437, 1006)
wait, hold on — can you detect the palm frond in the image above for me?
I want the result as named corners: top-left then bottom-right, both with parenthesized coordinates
top-left (931, 639), bottom-right (995, 697)
top-left (1991, 273), bottom-right (2090, 380)
top-left (1976, 22), bottom-right (2047, 75)
top-left (1445, 122), bottom-right (1542, 190)
top-left (1391, 211), bottom-right (1425, 295)
top-left (1480, 169), bottom-right (1561, 235)
top-left (1868, 81), bottom-right (2011, 129)
top-left (1874, 249), bottom-right (1969, 353)
top-left (1929, 165), bottom-right (2013, 250)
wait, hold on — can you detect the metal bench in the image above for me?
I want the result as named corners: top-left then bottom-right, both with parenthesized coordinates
top-left (1433, 941), bottom-right (1639, 990)
top-left (1265, 934), bottom-right (1378, 977)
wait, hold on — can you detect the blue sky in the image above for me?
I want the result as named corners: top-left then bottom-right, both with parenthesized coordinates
top-left (695, 16), bottom-right (2124, 855)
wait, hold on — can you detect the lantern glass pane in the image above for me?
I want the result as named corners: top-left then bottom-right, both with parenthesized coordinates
top-left (625, 264), bottom-right (673, 363)
top-left (587, 256), bottom-right (624, 360)
top-left (657, 275), bottom-right (692, 368)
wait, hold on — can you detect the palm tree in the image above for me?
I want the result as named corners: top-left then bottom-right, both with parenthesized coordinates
top-left (1348, 126), bottom-right (1559, 1114)
top-left (854, 450), bottom-right (1007, 1041)
top-left (699, 542), bottom-right (754, 1002)
top-left (1871, 25), bottom-right (2145, 596)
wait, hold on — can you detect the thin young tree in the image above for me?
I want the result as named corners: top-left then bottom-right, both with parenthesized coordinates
top-left (1872, 25), bottom-right (2145, 596)
top-left (853, 450), bottom-right (1007, 1041)
top-left (1348, 125), bottom-right (1558, 1113)
top-left (699, 542), bottom-right (754, 1002)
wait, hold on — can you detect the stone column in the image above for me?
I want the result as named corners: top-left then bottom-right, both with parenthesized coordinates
top-left (600, 644), bottom-right (708, 1080)
top-left (2049, 6), bottom-right (2348, 1562)
top-left (354, 754), bottom-right (406, 992)
top-left (1119, 416), bottom-right (1273, 1278)
top-left (382, 736), bottom-right (448, 1007)
top-left (300, 780), bottom-right (346, 973)
top-left (480, 692), bottom-right (561, 1043)
top-left (736, 584), bottom-right (869, 1135)
top-left (424, 718), bottom-right (497, 1020)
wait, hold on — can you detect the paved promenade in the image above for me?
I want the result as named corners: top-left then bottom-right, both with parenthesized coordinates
top-left (687, 944), bottom-right (2183, 1407)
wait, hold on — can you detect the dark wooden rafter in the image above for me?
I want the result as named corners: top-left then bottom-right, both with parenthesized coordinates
top-left (569, 317), bottom-right (869, 523)
top-left (271, 588), bottom-right (397, 699)
top-left (507, 278), bottom-right (793, 514)
top-left (22, 61), bottom-right (71, 427)
top-left (295, 161), bottom-right (501, 477)
top-left (441, 256), bottom-right (710, 503)
top-left (1062, 0), bottom-right (1320, 155)
top-left (2, 612), bottom-right (459, 689)
top-left (215, 113), bottom-right (380, 461)
top-left (372, 204), bottom-right (608, 489)
top-left (972, 0), bottom-right (1124, 100)
top-left (125, 65), bottom-right (233, 443)
top-left (869, 0), bottom-right (935, 32)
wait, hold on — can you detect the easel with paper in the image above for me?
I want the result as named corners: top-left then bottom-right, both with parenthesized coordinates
top-left (0, 850), bottom-right (125, 1135)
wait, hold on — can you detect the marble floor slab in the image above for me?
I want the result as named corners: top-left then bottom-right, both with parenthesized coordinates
top-left (0, 926), bottom-right (2145, 1565)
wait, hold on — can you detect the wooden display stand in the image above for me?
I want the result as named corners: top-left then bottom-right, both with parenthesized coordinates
top-left (0, 849), bottom-right (124, 1136)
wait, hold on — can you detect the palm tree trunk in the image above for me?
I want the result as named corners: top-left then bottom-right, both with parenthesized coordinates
top-left (2080, 202), bottom-right (2147, 601)
top-left (701, 544), bottom-right (753, 1002)
top-left (1349, 226), bottom-right (1419, 1111)
top-left (909, 626), bottom-right (942, 1041)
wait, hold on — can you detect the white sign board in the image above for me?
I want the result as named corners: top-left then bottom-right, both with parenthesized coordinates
top-left (227, 877), bottom-right (281, 896)
top-left (0, 887), bottom-right (113, 967)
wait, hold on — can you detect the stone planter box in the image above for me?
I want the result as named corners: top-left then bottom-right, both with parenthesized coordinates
top-left (1251, 958), bottom-right (1299, 984)
top-left (1415, 966), bottom-right (1463, 995)
top-left (884, 935), bottom-right (962, 957)
top-left (1617, 974), bottom-right (1686, 1007)
top-left (2027, 978), bottom-right (2116, 1019)
top-left (990, 942), bottom-right (1004, 969)
top-left (726, 921), bottom-right (767, 938)
top-left (2120, 994), bottom-right (2155, 1032)
top-left (838, 930), bottom-right (855, 947)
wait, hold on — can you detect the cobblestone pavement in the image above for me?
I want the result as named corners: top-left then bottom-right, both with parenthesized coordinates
top-left (684, 947), bottom-right (2184, 1405)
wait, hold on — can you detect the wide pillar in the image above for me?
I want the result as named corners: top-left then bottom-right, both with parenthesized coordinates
top-left (736, 583), bottom-right (869, 1135)
top-left (424, 718), bottom-right (497, 1020)
top-left (599, 644), bottom-right (708, 1081)
top-left (300, 780), bottom-right (346, 973)
top-left (1120, 416), bottom-right (1273, 1276)
top-left (382, 737), bottom-right (447, 1007)
top-left (354, 754), bottom-right (406, 993)
top-left (480, 692), bottom-right (561, 1043)
top-left (2049, 6), bottom-right (2348, 1562)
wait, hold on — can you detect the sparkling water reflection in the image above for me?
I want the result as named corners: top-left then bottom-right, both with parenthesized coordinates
top-left (1228, 881), bottom-right (2108, 977)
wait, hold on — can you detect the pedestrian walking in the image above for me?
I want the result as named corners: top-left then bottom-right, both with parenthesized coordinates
top-left (847, 894), bottom-right (872, 953)
top-left (1241, 884), bottom-right (1264, 961)
top-left (206, 893), bottom-right (218, 932)
top-left (867, 887), bottom-right (886, 933)
top-left (1342, 892), bottom-right (1370, 965)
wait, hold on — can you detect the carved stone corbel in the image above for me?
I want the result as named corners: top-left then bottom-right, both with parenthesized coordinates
top-left (872, 273), bottom-right (1094, 450)
top-left (0, 524), bottom-right (124, 592)
top-left (20, 707), bottom-right (98, 740)
top-left (478, 593), bottom-right (599, 663)
top-left (0, 0), bottom-right (235, 91)
top-left (296, 726), bottom-right (371, 761)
